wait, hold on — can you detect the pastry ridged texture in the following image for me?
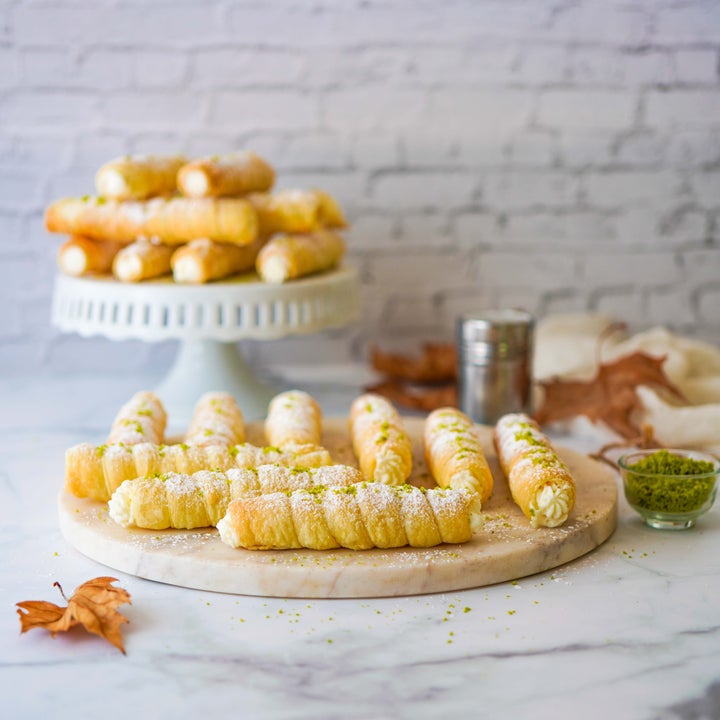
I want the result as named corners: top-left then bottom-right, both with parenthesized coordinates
top-left (95, 155), bottom-right (187, 200)
top-left (108, 464), bottom-right (363, 530)
top-left (45, 196), bottom-right (258, 246)
top-left (112, 239), bottom-right (173, 282)
top-left (217, 482), bottom-right (482, 551)
top-left (265, 390), bottom-right (323, 448)
top-left (183, 391), bottom-right (245, 447)
top-left (256, 230), bottom-right (345, 284)
top-left (65, 441), bottom-right (333, 502)
top-left (107, 391), bottom-right (167, 446)
top-left (248, 189), bottom-right (346, 236)
top-left (349, 393), bottom-right (413, 486)
top-left (171, 237), bottom-right (265, 284)
top-left (424, 407), bottom-right (494, 504)
top-left (177, 151), bottom-right (275, 198)
top-left (493, 413), bottom-right (576, 528)
top-left (57, 235), bottom-right (121, 276)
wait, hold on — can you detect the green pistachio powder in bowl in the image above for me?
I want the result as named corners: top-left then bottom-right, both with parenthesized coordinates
top-left (617, 449), bottom-right (720, 530)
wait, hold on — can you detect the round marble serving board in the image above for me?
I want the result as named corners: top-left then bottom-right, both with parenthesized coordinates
top-left (58, 418), bottom-right (618, 598)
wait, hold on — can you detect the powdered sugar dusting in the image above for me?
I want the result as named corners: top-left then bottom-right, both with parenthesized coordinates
top-left (107, 391), bottom-right (166, 446)
top-left (494, 413), bottom-right (576, 528)
top-left (184, 392), bottom-right (245, 447)
top-left (265, 390), bottom-right (322, 447)
top-left (349, 394), bottom-right (412, 483)
top-left (424, 408), bottom-right (491, 498)
top-left (219, 482), bottom-right (475, 551)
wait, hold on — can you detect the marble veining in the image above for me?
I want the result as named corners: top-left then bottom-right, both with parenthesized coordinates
top-left (1, 371), bottom-right (719, 720)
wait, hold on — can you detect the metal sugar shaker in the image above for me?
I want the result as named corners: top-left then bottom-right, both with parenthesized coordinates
top-left (456, 309), bottom-right (534, 425)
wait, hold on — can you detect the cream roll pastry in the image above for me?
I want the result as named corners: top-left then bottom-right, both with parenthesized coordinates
top-left (106, 391), bottom-right (167, 446)
top-left (217, 482), bottom-right (482, 551)
top-left (183, 392), bottom-right (245, 447)
top-left (65, 440), bottom-right (333, 502)
top-left (349, 394), bottom-right (413, 486)
top-left (493, 413), bottom-right (576, 528)
top-left (109, 464), bottom-right (363, 530)
top-left (424, 407), bottom-right (493, 504)
top-left (265, 390), bottom-right (323, 448)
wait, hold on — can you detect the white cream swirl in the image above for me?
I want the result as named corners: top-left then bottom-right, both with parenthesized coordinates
top-left (107, 481), bottom-right (133, 528)
top-left (529, 482), bottom-right (573, 528)
top-left (374, 450), bottom-right (408, 486)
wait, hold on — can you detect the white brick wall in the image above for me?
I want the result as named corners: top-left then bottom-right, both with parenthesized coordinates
top-left (1, 0), bottom-right (719, 374)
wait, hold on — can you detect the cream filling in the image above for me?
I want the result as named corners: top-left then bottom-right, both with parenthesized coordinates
top-left (114, 254), bottom-right (143, 282)
top-left (60, 246), bottom-right (87, 276)
top-left (449, 470), bottom-right (482, 496)
top-left (107, 482), bottom-right (132, 528)
top-left (467, 492), bottom-right (484, 534)
top-left (182, 169), bottom-right (209, 198)
top-left (216, 513), bottom-right (240, 548)
top-left (374, 451), bottom-right (407, 486)
top-left (259, 256), bottom-right (290, 284)
top-left (172, 256), bottom-right (201, 283)
top-left (97, 169), bottom-right (128, 199)
top-left (529, 483), bottom-right (572, 528)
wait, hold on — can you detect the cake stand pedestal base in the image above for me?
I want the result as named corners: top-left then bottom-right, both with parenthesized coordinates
top-left (155, 340), bottom-right (276, 425)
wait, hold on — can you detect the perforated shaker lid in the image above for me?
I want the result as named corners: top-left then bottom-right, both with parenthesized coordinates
top-left (456, 308), bottom-right (534, 360)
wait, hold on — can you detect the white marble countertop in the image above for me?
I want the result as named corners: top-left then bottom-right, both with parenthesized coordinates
top-left (2, 369), bottom-right (719, 720)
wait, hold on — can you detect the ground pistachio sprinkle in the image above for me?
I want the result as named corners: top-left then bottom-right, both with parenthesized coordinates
top-left (625, 450), bottom-right (717, 514)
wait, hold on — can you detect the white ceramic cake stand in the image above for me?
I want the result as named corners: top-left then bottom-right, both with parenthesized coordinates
top-left (51, 266), bottom-right (361, 423)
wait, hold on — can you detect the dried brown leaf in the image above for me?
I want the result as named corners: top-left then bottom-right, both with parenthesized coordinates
top-left (370, 343), bottom-right (457, 383)
top-left (17, 576), bottom-right (131, 654)
top-left (366, 378), bottom-right (458, 412)
top-left (534, 351), bottom-right (684, 440)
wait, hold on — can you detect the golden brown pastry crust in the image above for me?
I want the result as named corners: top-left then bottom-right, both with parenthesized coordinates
top-left (107, 391), bottom-right (167, 446)
top-left (57, 235), bottom-right (122, 276)
top-left (256, 230), bottom-right (345, 283)
top-left (112, 239), bottom-right (173, 282)
top-left (184, 391), bottom-right (245, 446)
top-left (95, 155), bottom-right (186, 200)
top-left (493, 413), bottom-right (576, 528)
top-left (424, 407), bottom-right (493, 504)
top-left (45, 196), bottom-right (258, 246)
top-left (265, 390), bottom-right (323, 448)
top-left (348, 393), bottom-right (413, 486)
top-left (171, 237), bottom-right (264, 283)
top-left (217, 482), bottom-right (481, 550)
top-left (177, 152), bottom-right (275, 198)
top-left (65, 440), bottom-right (333, 502)
top-left (108, 464), bottom-right (363, 530)
top-left (248, 189), bottom-right (347, 236)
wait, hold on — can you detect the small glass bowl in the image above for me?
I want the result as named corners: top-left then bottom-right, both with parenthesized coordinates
top-left (617, 449), bottom-right (720, 530)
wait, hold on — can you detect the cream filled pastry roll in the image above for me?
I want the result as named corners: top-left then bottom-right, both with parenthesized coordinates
top-left (178, 151), bottom-right (275, 198)
top-left (108, 464), bottom-right (363, 530)
top-left (65, 440), bottom-right (333, 502)
top-left (217, 482), bottom-right (482, 551)
top-left (95, 154), bottom-right (186, 200)
top-left (107, 391), bottom-right (167, 446)
top-left (140, 197), bottom-right (258, 245)
top-left (349, 393), bottom-right (413, 486)
top-left (45, 196), bottom-right (258, 246)
top-left (248, 189), bottom-right (347, 236)
top-left (171, 237), bottom-right (264, 283)
top-left (493, 413), bottom-right (576, 528)
top-left (424, 407), bottom-right (493, 504)
top-left (112, 239), bottom-right (173, 282)
top-left (184, 391), bottom-right (245, 447)
top-left (57, 235), bottom-right (122, 276)
top-left (45, 197), bottom-right (145, 243)
top-left (265, 390), bottom-right (323, 448)
top-left (256, 230), bottom-right (345, 284)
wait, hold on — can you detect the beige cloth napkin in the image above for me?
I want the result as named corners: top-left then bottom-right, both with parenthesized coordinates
top-left (534, 314), bottom-right (720, 453)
